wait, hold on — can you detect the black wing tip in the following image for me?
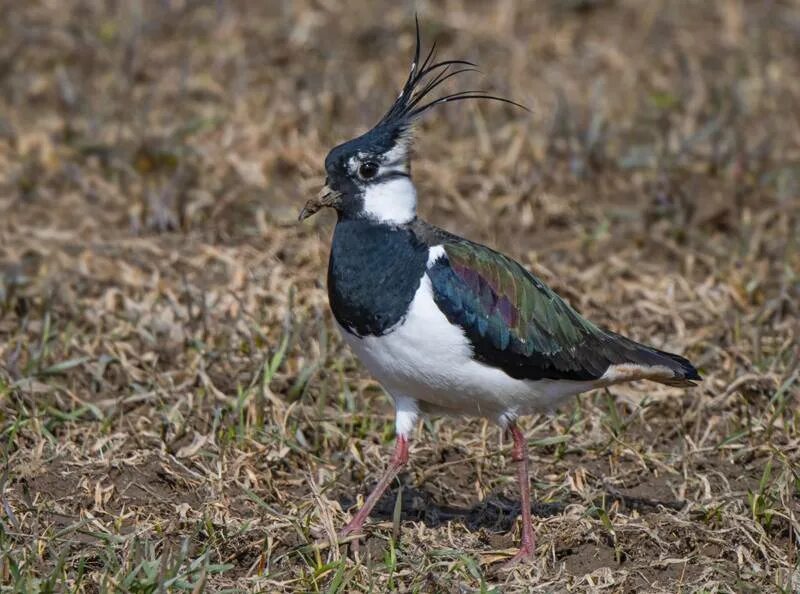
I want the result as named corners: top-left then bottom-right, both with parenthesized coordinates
top-left (655, 349), bottom-right (702, 386)
top-left (606, 331), bottom-right (702, 385)
top-left (666, 351), bottom-right (702, 381)
top-left (685, 367), bottom-right (702, 381)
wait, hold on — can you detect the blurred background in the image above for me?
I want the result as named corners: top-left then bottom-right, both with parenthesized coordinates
top-left (1, 1), bottom-right (798, 592)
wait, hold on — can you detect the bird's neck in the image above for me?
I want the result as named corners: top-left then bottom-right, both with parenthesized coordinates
top-left (327, 218), bottom-right (428, 336)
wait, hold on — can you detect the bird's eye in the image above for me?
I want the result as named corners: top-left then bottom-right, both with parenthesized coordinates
top-left (358, 161), bottom-right (379, 180)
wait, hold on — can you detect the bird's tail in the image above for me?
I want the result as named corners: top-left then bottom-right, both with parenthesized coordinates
top-left (603, 331), bottom-right (702, 387)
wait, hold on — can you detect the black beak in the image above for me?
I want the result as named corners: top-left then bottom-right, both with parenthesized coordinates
top-left (298, 184), bottom-right (341, 221)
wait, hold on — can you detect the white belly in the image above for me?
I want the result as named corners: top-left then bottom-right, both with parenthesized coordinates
top-left (338, 274), bottom-right (602, 424)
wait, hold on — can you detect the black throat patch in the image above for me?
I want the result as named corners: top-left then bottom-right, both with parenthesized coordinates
top-left (328, 218), bottom-right (429, 337)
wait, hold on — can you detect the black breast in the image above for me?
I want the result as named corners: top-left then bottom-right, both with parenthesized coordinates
top-left (328, 219), bottom-right (429, 336)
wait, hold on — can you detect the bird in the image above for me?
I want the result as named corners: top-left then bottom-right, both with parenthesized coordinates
top-left (299, 21), bottom-right (701, 566)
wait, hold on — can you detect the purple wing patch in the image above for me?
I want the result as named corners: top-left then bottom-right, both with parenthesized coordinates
top-left (451, 259), bottom-right (519, 328)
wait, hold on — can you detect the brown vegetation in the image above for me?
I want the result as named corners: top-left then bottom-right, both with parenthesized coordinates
top-left (1, 1), bottom-right (798, 592)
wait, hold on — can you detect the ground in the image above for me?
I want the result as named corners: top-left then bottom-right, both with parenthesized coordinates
top-left (0, 1), bottom-right (798, 592)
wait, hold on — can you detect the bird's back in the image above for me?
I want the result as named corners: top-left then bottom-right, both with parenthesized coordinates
top-left (412, 218), bottom-right (701, 388)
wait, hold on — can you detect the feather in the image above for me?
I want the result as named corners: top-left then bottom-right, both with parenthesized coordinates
top-left (374, 16), bottom-right (527, 136)
top-left (424, 236), bottom-right (700, 384)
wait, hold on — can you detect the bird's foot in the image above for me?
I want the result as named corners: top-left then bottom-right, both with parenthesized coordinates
top-left (499, 541), bottom-right (536, 569)
top-left (338, 509), bottom-right (370, 539)
top-left (337, 520), bottom-right (367, 554)
top-left (338, 517), bottom-right (363, 538)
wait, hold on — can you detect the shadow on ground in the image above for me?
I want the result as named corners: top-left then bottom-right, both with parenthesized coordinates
top-left (340, 480), bottom-right (684, 533)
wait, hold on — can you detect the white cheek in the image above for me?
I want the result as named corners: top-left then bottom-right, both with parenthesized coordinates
top-left (362, 178), bottom-right (417, 224)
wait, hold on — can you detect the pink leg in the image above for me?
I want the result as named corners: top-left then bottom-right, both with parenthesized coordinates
top-left (339, 435), bottom-right (409, 539)
top-left (503, 423), bottom-right (536, 566)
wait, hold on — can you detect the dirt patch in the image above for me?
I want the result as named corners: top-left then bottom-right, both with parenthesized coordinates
top-left (561, 543), bottom-right (619, 576)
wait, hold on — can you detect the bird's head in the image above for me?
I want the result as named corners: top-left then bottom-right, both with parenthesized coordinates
top-left (299, 19), bottom-right (525, 225)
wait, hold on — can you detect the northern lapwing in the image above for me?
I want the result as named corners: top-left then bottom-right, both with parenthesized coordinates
top-left (299, 21), bottom-right (701, 565)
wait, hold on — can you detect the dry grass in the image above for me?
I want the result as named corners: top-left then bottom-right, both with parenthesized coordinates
top-left (1, 1), bottom-right (799, 592)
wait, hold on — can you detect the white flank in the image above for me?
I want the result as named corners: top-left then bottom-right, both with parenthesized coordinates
top-left (338, 274), bottom-right (605, 428)
top-left (361, 177), bottom-right (417, 225)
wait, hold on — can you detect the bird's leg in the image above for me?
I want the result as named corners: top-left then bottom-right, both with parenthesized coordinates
top-left (339, 434), bottom-right (409, 539)
top-left (503, 422), bottom-right (536, 565)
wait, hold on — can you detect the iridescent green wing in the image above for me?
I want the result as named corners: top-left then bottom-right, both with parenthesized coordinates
top-left (428, 240), bottom-right (622, 381)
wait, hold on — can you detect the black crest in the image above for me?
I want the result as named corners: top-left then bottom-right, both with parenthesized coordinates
top-left (320, 18), bottom-right (528, 204)
top-left (375, 17), bottom-right (527, 135)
